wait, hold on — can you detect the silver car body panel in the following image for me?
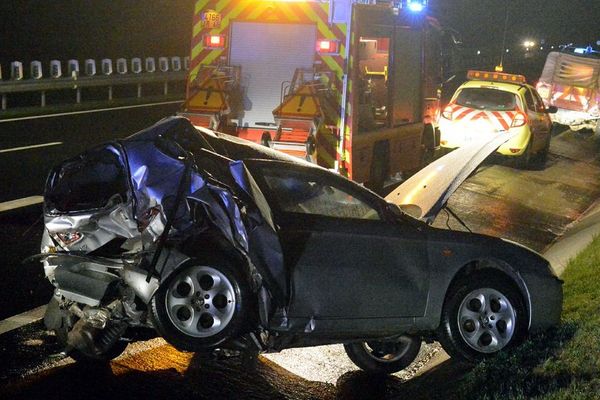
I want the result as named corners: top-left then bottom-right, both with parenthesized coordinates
top-left (386, 131), bottom-right (518, 223)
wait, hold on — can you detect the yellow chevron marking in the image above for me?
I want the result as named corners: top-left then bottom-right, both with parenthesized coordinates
top-left (339, 44), bottom-right (347, 59)
top-left (321, 55), bottom-right (343, 78)
top-left (195, 0), bottom-right (210, 15)
top-left (215, 2), bottom-right (247, 32)
top-left (191, 42), bottom-right (204, 61)
top-left (202, 48), bottom-right (224, 66)
top-left (190, 64), bottom-right (201, 81)
top-left (193, 21), bottom-right (203, 37)
top-left (247, 2), bottom-right (270, 19)
top-left (302, 6), bottom-right (337, 40)
top-left (215, 0), bottom-right (229, 11)
top-left (279, 2), bottom-right (300, 22)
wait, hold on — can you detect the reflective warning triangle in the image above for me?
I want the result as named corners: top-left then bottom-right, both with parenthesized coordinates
top-left (273, 85), bottom-right (322, 119)
top-left (187, 77), bottom-right (228, 112)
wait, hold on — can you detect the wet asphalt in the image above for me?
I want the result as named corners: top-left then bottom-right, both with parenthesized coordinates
top-left (1, 124), bottom-right (599, 399)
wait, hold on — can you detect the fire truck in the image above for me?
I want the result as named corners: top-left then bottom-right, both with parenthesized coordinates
top-left (180, 0), bottom-right (454, 191)
top-left (536, 47), bottom-right (600, 134)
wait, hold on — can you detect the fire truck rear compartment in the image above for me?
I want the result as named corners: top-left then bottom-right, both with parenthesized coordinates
top-left (229, 22), bottom-right (317, 129)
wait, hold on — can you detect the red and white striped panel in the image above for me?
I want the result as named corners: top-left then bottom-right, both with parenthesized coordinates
top-left (551, 86), bottom-right (590, 108)
top-left (447, 104), bottom-right (517, 131)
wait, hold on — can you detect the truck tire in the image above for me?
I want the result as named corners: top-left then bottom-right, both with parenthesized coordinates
top-left (261, 132), bottom-right (272, 148)
top-left (366, 141), bottom-right (389, 195)
top-left (421, 124), bottom-right (436, 166)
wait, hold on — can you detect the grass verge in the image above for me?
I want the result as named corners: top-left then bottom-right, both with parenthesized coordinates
top-left (454, 235), bottom-right (600, 399)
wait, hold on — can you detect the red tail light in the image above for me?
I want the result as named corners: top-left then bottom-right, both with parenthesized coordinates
top-left (204, 34), bottom-right (226, 49)
top-left (316, 39), bottom-right (339, 54)
top-left (511, 111), bottom-right (527, 127)
top-left (442, 105), bottom-right (454, 120)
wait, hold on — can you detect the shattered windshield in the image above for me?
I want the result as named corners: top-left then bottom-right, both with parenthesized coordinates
top-left (455, 88), bottom-right (517, 111)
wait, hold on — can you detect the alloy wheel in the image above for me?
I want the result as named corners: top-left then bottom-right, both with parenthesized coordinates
top-left (165, 265), bottom-right (235, 338)
top-left (457, 288), bottom-right (516, 353)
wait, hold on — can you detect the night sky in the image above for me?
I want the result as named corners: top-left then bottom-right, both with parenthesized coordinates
top-left (433, 0), bottom-right (599, 50)
top-left (0, 0), bottom-right (598, 72)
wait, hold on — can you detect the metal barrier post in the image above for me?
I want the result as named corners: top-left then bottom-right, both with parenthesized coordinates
top-left (137, 83), bottom-right (142, 98)
top-left (41, 91), bottom-right (46, 107)
top-left (108, 86), bottom-right (113, 101)
top-left (2, 94), bottom-right (6, 110)
top-left (164, 82), bottom-right (168, 95)
top-left (76, 88), bottom-right (81, 103)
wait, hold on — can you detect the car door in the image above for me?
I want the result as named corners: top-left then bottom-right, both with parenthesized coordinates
top-left (532, 88), bottom-right (553, 134)
top-left (246, 160), bottom-right (430, 324)
top-left (523, 87), bottom-right (551, 151)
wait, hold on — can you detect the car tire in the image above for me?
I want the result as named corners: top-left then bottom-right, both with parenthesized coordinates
top-left (344, 336), bottom-right (421, 374)
top-left (535, 135), bottom-right (551, 168)
top-left (261, 132), bottom-right (272, 148)
top-left (55, 313), bottom-right (128, 362)
top-left (150, 259), bottom-right (250, 352)
top-left (516, 140), bottom-right (533, 170)
top-left (438, 271), bottom-right (527, 364)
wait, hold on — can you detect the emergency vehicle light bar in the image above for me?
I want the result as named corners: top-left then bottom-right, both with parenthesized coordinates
top-left (467, 70), bottom-right (527, 84)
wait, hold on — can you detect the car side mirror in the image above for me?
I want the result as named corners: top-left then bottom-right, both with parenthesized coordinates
top-left (545, 106), bottom-right (558, 114)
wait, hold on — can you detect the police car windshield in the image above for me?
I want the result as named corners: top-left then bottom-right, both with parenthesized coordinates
top-left (455, 88), bottom-right (517, 111)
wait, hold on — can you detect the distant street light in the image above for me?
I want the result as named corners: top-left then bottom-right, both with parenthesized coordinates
top-left (523, 40), bottom-right (535, 48)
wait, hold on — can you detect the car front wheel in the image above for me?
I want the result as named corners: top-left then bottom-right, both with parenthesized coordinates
top-left (438, 271), bottom-right (527, 363)
top-left (344, 336), bottom-right (421, 374)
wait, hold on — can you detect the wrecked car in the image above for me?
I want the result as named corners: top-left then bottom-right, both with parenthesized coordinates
top-left (37, 116), bottom-right (562, 374)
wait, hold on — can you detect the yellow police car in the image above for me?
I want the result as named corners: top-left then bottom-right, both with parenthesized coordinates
top-left (439, 70), bottom-right (557, 168)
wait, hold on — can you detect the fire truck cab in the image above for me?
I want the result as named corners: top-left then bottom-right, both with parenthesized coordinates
top-left (181, 0), bottom-right (452, 192)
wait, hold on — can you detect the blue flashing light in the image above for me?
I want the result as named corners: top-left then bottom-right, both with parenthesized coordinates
top-left (406, 0), bottom-right (427, 13)
top-left (408, 3), bottom-right (424, 12)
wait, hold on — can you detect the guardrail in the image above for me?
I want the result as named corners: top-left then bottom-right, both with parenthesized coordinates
top-left (0, 56), bottom-right (190, 112)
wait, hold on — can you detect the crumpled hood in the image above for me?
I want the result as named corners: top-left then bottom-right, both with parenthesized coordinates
top-left (385, 131), bottom-right (518, 223)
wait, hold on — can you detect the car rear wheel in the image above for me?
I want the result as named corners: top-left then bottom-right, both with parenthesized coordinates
top-left (344, 336), bottom-right (421, 374)
top-left (516, 140), bottom-right (533, 169)
top-left (438, 271), bottom-right (527, 363)
top-left (535, 135), bottom-right (551, 167)
top-left (150, 259), bottom-right (249, 352)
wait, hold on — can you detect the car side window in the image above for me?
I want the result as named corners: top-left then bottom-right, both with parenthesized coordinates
top-left (532, 89), bottom-right (546, 112)
top-left (261, 170), bottom-right (381, 220)
top-left (524, 89), bottom-right (536, 112)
